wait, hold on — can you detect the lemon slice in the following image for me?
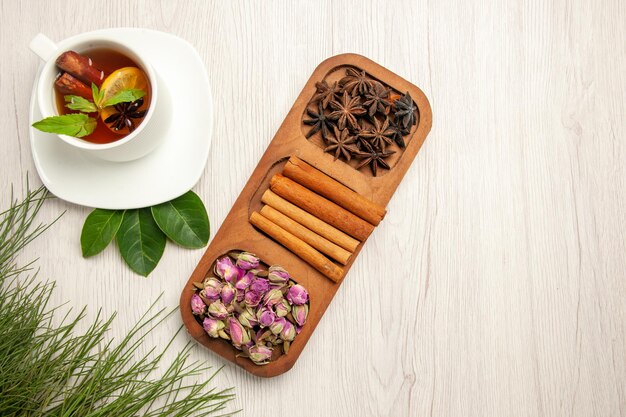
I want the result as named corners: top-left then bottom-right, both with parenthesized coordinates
top-left (100, 67), bottom-right (150, 133)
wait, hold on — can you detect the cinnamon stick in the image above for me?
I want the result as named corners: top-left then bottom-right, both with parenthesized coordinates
top-left (269, 174), bottom-right (374, 241)
top-left (250, 211), bottom-right (343, 282)
top-left (261, 189), bottom-right (359, 252)
top-left (55, 73), bottom-right (93, 100)
top-left (56, 51), bottom-right (105, 87)
top-left (283, 156), bottom-right (386, 226)
top-left (260, 205), bottom-right (352, 265)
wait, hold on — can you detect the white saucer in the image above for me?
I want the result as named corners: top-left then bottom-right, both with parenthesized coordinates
top-left (29, 28), bottom-right (212, 209)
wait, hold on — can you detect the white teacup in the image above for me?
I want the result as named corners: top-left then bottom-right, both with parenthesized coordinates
top-left (30, 33), bottom-right (161, 162)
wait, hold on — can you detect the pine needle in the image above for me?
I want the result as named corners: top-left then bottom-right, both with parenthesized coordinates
top-left (0, 185), bottom-right (236, 416)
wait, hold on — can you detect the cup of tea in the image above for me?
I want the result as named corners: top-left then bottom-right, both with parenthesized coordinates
top-left (30, 33), bottom-right (162, 162)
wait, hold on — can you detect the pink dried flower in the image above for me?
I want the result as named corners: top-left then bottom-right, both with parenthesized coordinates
top-left (286, 284), bottom-right (308, 305)
top-left (236, 252), bottom-right (260, 270)
top-left (191, 294), bottom-right (206, 315)
top-left (215, 256), bottom-right (239, 283)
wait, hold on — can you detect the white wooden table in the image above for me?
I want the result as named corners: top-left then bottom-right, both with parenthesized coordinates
top-left (1, 1), bottom-right (625, 416)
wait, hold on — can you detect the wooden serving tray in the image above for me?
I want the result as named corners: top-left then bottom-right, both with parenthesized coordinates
top-left (180, 53), bottom-right (432, 377)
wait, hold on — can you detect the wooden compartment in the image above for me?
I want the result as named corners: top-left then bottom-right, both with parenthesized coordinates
top-left (180, 53), bottom-right (432, 377)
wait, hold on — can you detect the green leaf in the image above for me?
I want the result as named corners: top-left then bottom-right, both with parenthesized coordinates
top-left (91, 83), bottom-right (101, 105)
top-left (32, 114), bottom-right (97, 138)
top-left (101, 89), bottom-right (146, 108)
top-left (65, 95), bottom-right (98, 113)
top-left (80, 209), bottom-right (124, 257)
top-left (151, 191), bottom-right (210, 249)
top-left (116, 208), bottom-right (166, 276)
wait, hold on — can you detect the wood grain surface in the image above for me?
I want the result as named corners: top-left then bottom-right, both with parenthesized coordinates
top-left (0, 0), bottom-right (624, 416)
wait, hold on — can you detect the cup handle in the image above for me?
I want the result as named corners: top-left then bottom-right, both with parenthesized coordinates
top-left (29, 33), bottom-right (58, 61)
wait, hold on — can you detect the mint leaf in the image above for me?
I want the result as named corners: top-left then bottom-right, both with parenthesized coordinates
top-left (65, 95), bottom-right (98, 113)
top-left (81, 209), bottom-right (124, 257)
top-left (32, 114), bottom-right (97, 138)
top-left (116, 208), bottom-right (166, 276)
top-left (151, 191), bottom-right (210, 249)
top-left (91, 83), bottom-right (105, 107)
top-left (101, 89), bottom-right (146, 108)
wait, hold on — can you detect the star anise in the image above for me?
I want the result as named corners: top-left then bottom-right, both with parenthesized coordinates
top-left (303, 102), bottom-right (334, 138)
top-left (104, 98), bottom-right (146, 132)
top-left (339, 67), bottom-right (375, 95)
top-left (388, 118), bottom-right (410, 148)
top-left (311, 80), bottom-right (341, 109)
top-left (349, 119), bottom-right (369, 145)
top-left (324, 126), bottom-right (358, 161)
top-left (363, 83), bottom-right (392, 116)
top-left (328, 91), bottom-right (366, 130)
top-left (354, 142), bottom-right (395, 176)
top-left (394, 92), bottom-right (418, 129)
top-left (360, 117), bottom-right (395, 151)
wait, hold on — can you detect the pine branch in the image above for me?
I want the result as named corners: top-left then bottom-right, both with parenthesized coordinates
top-left (0, 184), bottom-right (236, 416)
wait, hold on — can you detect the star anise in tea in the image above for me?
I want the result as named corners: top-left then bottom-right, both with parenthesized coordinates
top-left (360, 117), bottom-right (395, 151)
top-left (324, 126), bottom-right (359, 161)
top-left (340, 67), bottom-right (375, 95)
top-left (394, 92), bottom-right (418, 129)
top-left (104, 97), bottom-right (147, 132)
top-left (363, 83), bottom-right (392, 116)
top-left (328, 91), bottom-right (366, 130)
top-left (311, 80), bottom-right (341, 109)
top-left (303, 102), bottom-right (335, 138)
top-left (354, 142), bottom-right (395, 176)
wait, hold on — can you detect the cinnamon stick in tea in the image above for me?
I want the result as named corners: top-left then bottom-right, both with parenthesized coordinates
top-left (261, 189), bottom-right (359, 252)
top-left (250, 211), bottom-right (344, 282)
top-left (56, 51), bottom-right (105, 87)
top-left (283, 156), bottom-right (386, 226)
top-left (55, 73), bottom-right (93, 100)
top-left (260, 205), bottom-right (352, 265)
top-left (269, 174), bottom-right (375, 241)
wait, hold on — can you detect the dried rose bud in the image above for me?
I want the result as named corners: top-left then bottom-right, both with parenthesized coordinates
top-left (228, 317), bottom-right (250, 348)
top-left (250, 268), bottom-right (268, 277)
top-left (256, 328), bottom-right (273, 343)
top-left (238, 308), bottom-right (258, 328)
top-left (190, 294), bottom-right (206, 315)
top-left (269, 317), bottom-right (287, 335)
top-left (248, 344), bottom-right (273, 365)
top-left (268, 265), bottom-right (290, 286)
top-left (235, 271), bottom-right (253, 291)
top-left (201, 277), bottom-right (223, 301)
top-left (263, 288), bottom-right (283, 306)
top-left (291, 304), bottom-right (308, 326)
top-left (215, 256), bottom-right (240, 283)
top-left (244, 290), bottom-right (262, 307)
top-left (286, 284), bottom-right (308, 305)
top-left (208, 300), bottom-right (229, 319)
top-left (202, 317), bottom-right (224, 338)
top-left (281, 321), bottom-right (296, 342)
top-left (258, 308), bottom-right (276, 328)
top-left (236, 252), bottom-right (260, 270)
top-left (275, 298), bottom-right (291, 317)
top-left (220, 283), bottom-right (236, 305)
top-left (249, 277), bottom-right (270, 294)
